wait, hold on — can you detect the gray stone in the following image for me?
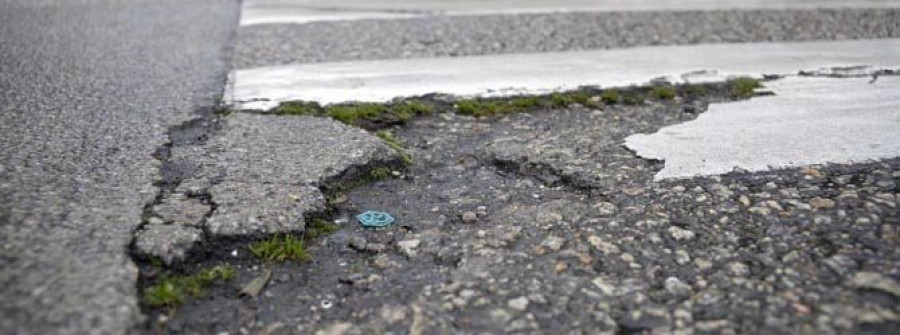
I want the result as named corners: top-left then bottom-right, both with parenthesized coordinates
top-left (397, 239), bottom-right (422, 258)
top-left (461, 211), bottom-right (478, 224)
top-left (507, 296), bottom-right (530, 311)
top-left (668, 226), bottom-right (696, 241)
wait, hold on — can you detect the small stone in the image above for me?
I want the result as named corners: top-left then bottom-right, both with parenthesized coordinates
top-left (587, 235), bottom-right (620, 254)
top-left (748, 207), bottom-right (771, 216)
top-left (365, 243), bottom-right (387, 253)
top-left (622, 187), bottom-right (645, 196)
top-left (594, 202), bottom-right (618, 217)
top-left (508, 296), bottom-right (530, 311)
top-left (461, 211), bottom-right (478, 224)
top-left (541, 236), bottom-right (565, 252)
top-left (476, 206), bottom-right (488, 217)
top-left (728, 262), bottom-right (750, 277)
top-left (620, 253), bottom-right (635, 263)
top-left (372, 254), bottom-right (393, 269)
top-left (850, 272), bottom-right (900, 296)
top-left (809, 197), bottom-right (836, 209)
top-left (823, 255), bottom-right (857, 276)
top-left (536, 211), bottom-right (563, 224)
top-left (348, 236), bottom-right (367, 251)
top-left (668, 226), bottom-right (696, 241)
top-left (799, 167), bottom-right (825, 179)
top-left (664, 277), bottom-right (693, 300)
top-left (592, 277), bottom-right (616, 295)
top-left (695, 258), bottom-right (713, 270)
top-left (397, 239), bottom-right (421, 258)
top-left (738, 195), bottom-right (751, 207)
top-left (675, 250), bottom-right (691, 265)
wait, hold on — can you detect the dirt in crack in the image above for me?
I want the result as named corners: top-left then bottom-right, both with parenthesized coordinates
top-left (152, 83), bottom-right (900, 334)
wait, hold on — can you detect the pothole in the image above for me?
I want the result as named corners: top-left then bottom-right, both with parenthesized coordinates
top-left (139, 78), bottom-right (900, 334)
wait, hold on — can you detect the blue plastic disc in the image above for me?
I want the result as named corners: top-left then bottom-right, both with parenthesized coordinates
top-left (356, 210), bottom-right (395, 227)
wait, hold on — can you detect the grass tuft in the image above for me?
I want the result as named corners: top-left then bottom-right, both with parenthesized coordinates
top-left (650, 86), bottom-right (676, 100)
top-left (143, 265), bottom-right (235, 308)
top-left (250, 234), bottom-right (310, 263)
top-left (730, 77), bottom-right (762, 99)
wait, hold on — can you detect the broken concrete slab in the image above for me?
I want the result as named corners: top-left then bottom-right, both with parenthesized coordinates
top-left (176, 114), bottom-right (399, 185)
top-left (134, 224), bottom-right (204, 265)
top-left (207, 182), bottom-right (325, 236)
top-left (136, 113), bottom-right (400, 261)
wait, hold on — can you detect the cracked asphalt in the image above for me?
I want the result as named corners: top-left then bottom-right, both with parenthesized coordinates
top-left (2, 1), bottom-right (899, 334)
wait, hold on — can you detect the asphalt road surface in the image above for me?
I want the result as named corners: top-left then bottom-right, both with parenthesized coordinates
top-left (0, 0), bottom-right (240, 333)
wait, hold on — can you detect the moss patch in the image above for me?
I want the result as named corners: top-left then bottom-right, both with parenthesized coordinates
top-left (650, 86), bottom-right (676, 100)
top-left (730, 77), bottom-right (762, 99)
top-left (600, 89), bottom-right (619, 105)
top-left (305, 218), bottom-right (341, 240)
top-left (143, 265), bottom-right (235, 308)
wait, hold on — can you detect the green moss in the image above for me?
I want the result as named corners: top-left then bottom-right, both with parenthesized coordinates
top-left (377, 130), bottom-right (413, 165)
top-left (682, 85), bottom-right (708, 98)
top-left (143, 265), bottom-right (235, 308)
top-left (144, 281), bottom-right (183, 308)
top-left (369, 166), bottom-right (392, 180)
top-left (600, 90), bottom-right (619, 105)
top-left (511, 96), bottom-right (541, 109)
top-left (249, 234), bottom-right (310, 263)
top-left (275, 101), bottom-right (322, 116)
top-left (650, 86), bottom-right (676, 100)
top-left (622, 93), bottom-right (645, 106)
top-left (326, 103), bottom-right (386, 124)
top-left (550, 93), bottom-right (573, 108)
top-left (305, 218), bottom-right (341, 240)
top-left (395, 101), bottom-right (433, 120)
top-left (730, 77), bottom-right (762, 99)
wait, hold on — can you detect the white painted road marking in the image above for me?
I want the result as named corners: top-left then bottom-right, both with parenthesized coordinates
top-left (625, 76), bottom-right (900, 180)
top-left (241, 0), bottom-right (900, 26)
top-left (227, 39), bottom-right (900, 110)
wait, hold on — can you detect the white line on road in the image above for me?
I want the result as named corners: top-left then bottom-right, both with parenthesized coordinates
top-left (241, 0), bottom-right (900, 26)
top-left (226, 39), bottom-right (900, 110)
top-left (625, 76), bottom-right (900, 180)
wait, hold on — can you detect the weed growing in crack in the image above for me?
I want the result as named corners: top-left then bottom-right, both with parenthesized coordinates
top-left (730, 77), bottom-right (762, 99)
top-left (650, 86), bottom-right (676, 100)
top-left (249, 234), bottom-right (310, 263)
top-left (143, 265), bottom-right (235, 308)
top-left (376, 130), bottom-right (413, 165)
